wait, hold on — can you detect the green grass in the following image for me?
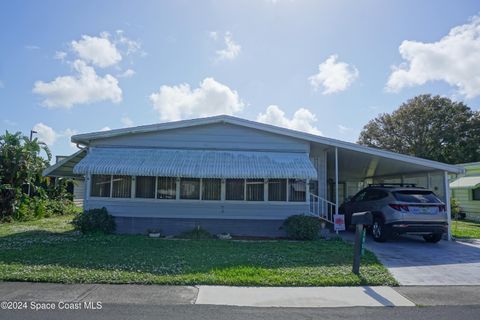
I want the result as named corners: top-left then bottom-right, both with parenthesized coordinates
top-left (0, 215), bottom-right (397, 286)
top-left (452, 219), bottom-right (480, 239)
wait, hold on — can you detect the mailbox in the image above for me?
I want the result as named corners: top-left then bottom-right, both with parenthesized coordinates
top-left (351, 211), bottom-right (373, 275)
top-left (351, 211), bottom-right (373, 226)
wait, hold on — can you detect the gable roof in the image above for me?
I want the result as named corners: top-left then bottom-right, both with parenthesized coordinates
top-left (71, 114), bottom-right (463, 174)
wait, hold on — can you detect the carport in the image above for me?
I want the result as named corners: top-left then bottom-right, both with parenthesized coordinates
top-left (316, 142), bottom-right (464, 240)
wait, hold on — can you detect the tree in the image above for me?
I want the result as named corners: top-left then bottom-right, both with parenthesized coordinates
top-left (358, 95), bottom-right (480, 164)
top-left (0, 131), bottom-right (51, 220)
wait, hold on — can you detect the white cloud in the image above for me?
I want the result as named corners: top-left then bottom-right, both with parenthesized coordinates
top-left (54, 51), bottom-right (67, 61)
top-left (121, 116), bottom-right (134, 127)
top-left (215, 32), bottom-right (241, 61)
top-left (100, 126), bottom-right (111, 131)
top-left (386, 15), bottom-right (480, 98)
top-left (33, 60), bottom-right (122, 108)
top-left (150, 77), bottom-right (244, 121)
top-left (337, 124), bottom-right (353, 134)
top-left (71, 33), bottom-right (122, 68)
top-left (308, 54), bottom-right (359, 94)
top-left (209, 31), bottom-right (218, 41)
top-left (257, 105), bottom-right (322, 135)
top-left (115, 30), bottom-right (141, 55)
top-left (25, 45), bottom-right (40, 50)
top-left (33, 123), bottom-right (57, 146)
top-left (117, 69), bottom-right (135, 78)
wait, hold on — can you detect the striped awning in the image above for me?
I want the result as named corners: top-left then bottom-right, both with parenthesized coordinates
top-left (450, 176), bottom-right (480, 189)
top-left (73, 147), bottom-right (318, 179)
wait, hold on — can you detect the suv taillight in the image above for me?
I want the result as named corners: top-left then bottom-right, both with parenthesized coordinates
top-left (389, 204), bottom-right (410, 212)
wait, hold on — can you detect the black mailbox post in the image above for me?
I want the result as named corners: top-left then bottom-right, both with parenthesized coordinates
top-left (351, 211), bottom-right (373, 275)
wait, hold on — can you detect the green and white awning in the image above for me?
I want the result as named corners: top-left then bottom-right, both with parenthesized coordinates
top-left (73, 147), bottom-right (318, 180)
top-left (450, 176), bottom-right (480, 189)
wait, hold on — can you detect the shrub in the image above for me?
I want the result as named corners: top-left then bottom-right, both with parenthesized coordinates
top-left (72, 207), bottom-right (116, 234)
top-left (177, 226), bottom-right (213, 240)
top-left (283, 215), bottom-right (321, 240)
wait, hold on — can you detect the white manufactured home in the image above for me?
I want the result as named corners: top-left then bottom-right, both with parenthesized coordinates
top-left (44, 115), bottom-right (463, 237)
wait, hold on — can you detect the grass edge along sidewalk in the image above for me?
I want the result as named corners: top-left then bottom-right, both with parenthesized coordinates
top-left (0, 215), bottom-right (397, 286)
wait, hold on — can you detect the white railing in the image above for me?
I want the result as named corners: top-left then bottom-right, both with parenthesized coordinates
top-left (309, 193), bottom-right (336, 223)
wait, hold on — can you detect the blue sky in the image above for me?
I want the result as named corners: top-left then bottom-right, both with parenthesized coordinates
top-left (1, 0), bottom-right (480, 160)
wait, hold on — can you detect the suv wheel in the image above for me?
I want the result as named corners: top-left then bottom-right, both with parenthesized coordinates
top-left (423, 233), bottom-right (443, 243)
top-left (372, 217), bottom-right (389, 242)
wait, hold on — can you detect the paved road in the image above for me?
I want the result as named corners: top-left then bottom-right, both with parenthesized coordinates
top-left (342, 233), bottom-right (480, 285)
top-left (1, 304), bottom-right (480, 320)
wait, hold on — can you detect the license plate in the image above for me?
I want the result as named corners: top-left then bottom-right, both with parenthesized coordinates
top-left (410, 206), bottom-right (438, 214)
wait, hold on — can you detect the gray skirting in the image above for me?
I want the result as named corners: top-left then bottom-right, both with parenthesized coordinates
top-left (114, 216), bottom-right (287, 237)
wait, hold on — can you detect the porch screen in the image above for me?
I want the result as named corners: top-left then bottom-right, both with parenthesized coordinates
top-left (226, 179), bottom-right (244, 200)
top-left (157, 177), bottom-right (176, 199)
top-left (202, 178), bottom-right (221, 200)
top-left (289, 179), bottom-right (306, 202)
top-left (90, 174), bottom-right (111, 197)
top-left (112, 175), bottom-right (131, 198)
top-left (180, 178), bottom-right (200, 200)
top-left (136, 176), bottom-right (155, 198)
top-left (268, 179), bottom-right (287, 201)
top-left (246, 179), bottom-right (264, 201)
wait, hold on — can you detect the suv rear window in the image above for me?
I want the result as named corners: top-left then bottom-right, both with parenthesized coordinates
top-left (392, 190), bottom-right (441, 203)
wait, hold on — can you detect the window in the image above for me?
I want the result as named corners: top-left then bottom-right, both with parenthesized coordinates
top-left (393, 190), bottom-right (441, 203)
top-left (289, 179), bottom-right (306, 202)
top-left (157, 177), bottom-right (177, 199)
top-left (180, 178), bottom-right (200, 200)
top-left (90, 175), bottom-right (111, 197)
top-left (268, 179), bottom-right (286, 201)
top-left (202, 178), bottom-right (221, 200)
top-left (472, 188), bottom-right (480, 201)
top-left (364, 189), bottom-right (388, 201)
top-left (135, 176), bottom-right (155, 199)
top-left (309, 180), bottom-right (318, 196)
top-left (246, 179), bottom-right (264, 201)
top-left (112, 175), bottom-right (131, 198)
top-left (226, 179), bottom-right (245, 200)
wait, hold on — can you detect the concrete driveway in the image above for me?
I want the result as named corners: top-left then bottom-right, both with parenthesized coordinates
top-left (342, 233), bottom-right (480, 285)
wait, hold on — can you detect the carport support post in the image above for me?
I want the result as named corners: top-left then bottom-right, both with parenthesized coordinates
top-left (335, 147), bottom-right (339, 234)
top-left (444, 171), bottom-right (452, 241)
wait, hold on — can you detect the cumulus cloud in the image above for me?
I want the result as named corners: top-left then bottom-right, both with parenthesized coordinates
top-left (100, 126), bottom-right (111, 131)
top-left (150, 77), bottom-right (244, 121)
top-left (117, 69), bottom-right (135, 78)
top-left (54, 51), bottom-right (67, 61)
top-left (257, 105), bottom-right (322, 135)
top-left (33, 123), bottom-right (57, 145)
top-left (121, 116), bottom-right (134, 127)
top-left (386, 16), bottom-right (480, 98)
top-left (215, 32), bottom-right (241, 61)
top-left (115, 30), bottom-right (141, 55)
top-left (71, 32), bottom-right (122, 68)
top-left (308, 55), bottom-right (359, 94)
top-left (33, 60), bottom-right (122, 108)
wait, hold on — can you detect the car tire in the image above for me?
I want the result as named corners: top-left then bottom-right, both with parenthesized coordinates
top-left (423, 233), bottom-right (443, 243)
top-left (372, 217), bottom-right (389, 242)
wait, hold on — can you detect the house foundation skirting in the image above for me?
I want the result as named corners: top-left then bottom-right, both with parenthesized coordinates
top-left (114, 217), bottom-right (287, 237)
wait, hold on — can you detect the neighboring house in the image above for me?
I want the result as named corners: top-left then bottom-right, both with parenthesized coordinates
top-left (43, 115), bottom-right (463, 237)
top-left (47, 153), bottom-right (86, 206)
top-left (450, 162), bottom-right (480, 221)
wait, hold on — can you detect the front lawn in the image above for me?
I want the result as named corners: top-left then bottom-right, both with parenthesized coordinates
top-left (452, 219), bottom-right (480, 239)
top-left (0, 215), bottom-right (396, 286)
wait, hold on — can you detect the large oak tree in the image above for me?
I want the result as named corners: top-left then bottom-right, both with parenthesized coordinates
top-left (358, 94), bottom-right (480, 164)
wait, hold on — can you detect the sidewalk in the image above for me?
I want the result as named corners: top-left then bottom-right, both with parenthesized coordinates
top-left (1, 282), bottom-right (479, 308)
